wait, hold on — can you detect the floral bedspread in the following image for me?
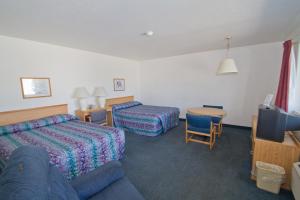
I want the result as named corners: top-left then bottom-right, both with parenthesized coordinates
top-left (113, 101), bottom-right (180, 136)
top-left (0, 114), bottom-right (125, 179)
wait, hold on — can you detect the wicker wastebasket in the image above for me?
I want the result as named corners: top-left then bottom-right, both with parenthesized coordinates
top-left (256, 161), bottom-right (285, 194)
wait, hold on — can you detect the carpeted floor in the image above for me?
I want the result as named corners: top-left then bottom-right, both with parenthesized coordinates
top-left (121, 121), bottom-right (294, 200)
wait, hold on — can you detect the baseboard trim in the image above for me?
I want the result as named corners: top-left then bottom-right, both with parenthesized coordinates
top-left (179, 118), bottom-right (251, 130)
top-left (223, 124), bottom-right (251, 130)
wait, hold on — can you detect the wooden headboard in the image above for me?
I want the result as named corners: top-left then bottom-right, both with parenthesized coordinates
top-left (0, 104), bottom-right (68, 126)
top-left (105, 96), bottom-right (134, 110)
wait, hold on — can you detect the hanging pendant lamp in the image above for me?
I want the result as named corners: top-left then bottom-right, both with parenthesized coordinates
top-left (217, 36), bottom-right (238, 75)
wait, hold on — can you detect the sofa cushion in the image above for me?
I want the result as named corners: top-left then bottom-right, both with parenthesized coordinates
top-left (0, 158), bottom-right (6, 175)
top-left (0, 146), bottom-right (49, 200)
top-left (48, 165), bottom-right (79, 200)
top-left (0, 146), bottom-right (144, 200)
top-left (89, 177), bottom-right (144, 200)
top-left (71, 161), bottom-right (125, 200)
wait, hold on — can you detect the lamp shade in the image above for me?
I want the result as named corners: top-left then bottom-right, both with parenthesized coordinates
top-left (93, 87), bottom-right (107, 97)
top-left (73, 87), bottom-right (89, 98)
top-left (217, 58), bottom-right (238, 75)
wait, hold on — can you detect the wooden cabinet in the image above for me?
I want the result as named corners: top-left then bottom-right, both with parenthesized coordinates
top-left (251, 116), bottom-right (300, 190)
top-left (251, 116), bottom-right (258, 154)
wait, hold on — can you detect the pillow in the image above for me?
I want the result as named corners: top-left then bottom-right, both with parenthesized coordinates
top-left (112, 101), bottom-right (142, 112)
top-left (0, 114), bottom-right (78, 135)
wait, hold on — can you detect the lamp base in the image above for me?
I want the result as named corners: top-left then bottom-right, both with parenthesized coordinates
top-left (95, 97), bottom-right (105, 108)
top-left (79, 99), bottom-right (88, 111)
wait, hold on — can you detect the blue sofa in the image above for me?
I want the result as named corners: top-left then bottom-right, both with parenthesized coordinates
top-left (0, 146), bottom-right (144, 200)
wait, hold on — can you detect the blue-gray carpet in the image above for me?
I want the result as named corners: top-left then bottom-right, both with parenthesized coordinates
top-left (121, 121), bottom-right (294, 200)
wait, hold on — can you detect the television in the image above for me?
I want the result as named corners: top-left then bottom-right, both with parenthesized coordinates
top-left (256, 105), bottom-right (300, 142)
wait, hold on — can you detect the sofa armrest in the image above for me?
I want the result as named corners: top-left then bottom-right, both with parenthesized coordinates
top-left (70, 161), bottom-right (125, 200)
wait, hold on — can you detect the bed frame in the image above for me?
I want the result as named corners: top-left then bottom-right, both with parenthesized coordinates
top-left (105, 96), bottom-right (134, 110)
top-left (0, 104), bottom-right (68, 126)
top-left (105, 96), bottom-right (134, 126)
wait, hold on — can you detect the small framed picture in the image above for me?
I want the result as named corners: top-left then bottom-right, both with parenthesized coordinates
top-left (113, 78), bottom-right (125, 91)
top-left (20, 77), bottom-right (52, 99)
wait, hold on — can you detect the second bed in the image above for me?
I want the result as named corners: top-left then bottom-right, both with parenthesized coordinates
top-left (111, 101), bottom-right (180, 136)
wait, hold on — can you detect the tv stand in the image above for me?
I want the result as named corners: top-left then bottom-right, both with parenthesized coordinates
top-left (251, 115), bottom-right (300, 190)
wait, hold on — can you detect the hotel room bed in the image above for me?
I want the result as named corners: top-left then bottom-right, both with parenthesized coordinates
top-left (0, 114), bottom-right (125, 179)
top-left (112, 101), bottom-right (180, 136)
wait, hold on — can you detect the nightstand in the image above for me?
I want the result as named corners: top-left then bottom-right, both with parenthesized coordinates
top-left (106, 107), bottom-right (113, 126)
top-left (75, 108), bottom-right (105, 122)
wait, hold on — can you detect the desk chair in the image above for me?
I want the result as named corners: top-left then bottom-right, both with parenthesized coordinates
top-left (203, 105), bottom-right (223, 137)
top-left (185, 114), bottom-right (216, 150)
top-left (89, 110), bottom-right (107, 126)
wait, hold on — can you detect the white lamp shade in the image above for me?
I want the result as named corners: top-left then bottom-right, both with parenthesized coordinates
top-left (93, 87), bottom-right (107, 97)
top-left (217, 58), bottom-right (238, 75)
top-left (73, 87), bottom-right (89, 98)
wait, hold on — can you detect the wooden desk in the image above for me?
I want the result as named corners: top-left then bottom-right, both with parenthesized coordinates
top-left (251, 116), bottom-right (300, 190)
top-left (75, 108), bottom-right (105, 122)
top-left (187, 107), bottom-right (226, 117)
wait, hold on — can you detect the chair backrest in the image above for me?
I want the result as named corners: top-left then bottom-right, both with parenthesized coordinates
top-left (203, 105), bottom-right (223, 109)
top-left (186, 113), bottom-right (212, 129)
top-left (90, 110), bottom-right (107, 123)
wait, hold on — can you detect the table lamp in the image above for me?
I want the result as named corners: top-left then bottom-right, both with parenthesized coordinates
top-left (73, 87), bottom-right (89, 110)
top-left (93, 86), bottom-right (107, 108)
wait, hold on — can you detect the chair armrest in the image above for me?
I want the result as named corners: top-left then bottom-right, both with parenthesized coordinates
top-left (70, 161), bottom-right (125, 200)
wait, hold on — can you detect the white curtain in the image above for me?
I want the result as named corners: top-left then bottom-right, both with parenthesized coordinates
top-left (288, 42), bottom-right (300, 113)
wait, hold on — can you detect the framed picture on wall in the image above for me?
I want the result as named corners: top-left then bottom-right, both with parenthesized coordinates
top-left (20, 77), bottom-right (52, 99)
top-left (113, 78), bottom-right (125, 91)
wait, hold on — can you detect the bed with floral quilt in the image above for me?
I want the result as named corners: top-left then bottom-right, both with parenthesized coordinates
top-left (0, 114), bottom-right (125, 179)
top-left (112, 101), bottom-right (180, 136)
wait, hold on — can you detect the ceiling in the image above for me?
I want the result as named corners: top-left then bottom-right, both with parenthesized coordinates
top-left (0, 0), bottom-right (299, 60)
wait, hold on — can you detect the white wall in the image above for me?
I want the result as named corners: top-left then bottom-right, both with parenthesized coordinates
top-left (140, 42), bottom-right (282, 127)
top-left (0, 35), bottom-right (283, 127)
top-left (0, 35), bottom-right (140, 113)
